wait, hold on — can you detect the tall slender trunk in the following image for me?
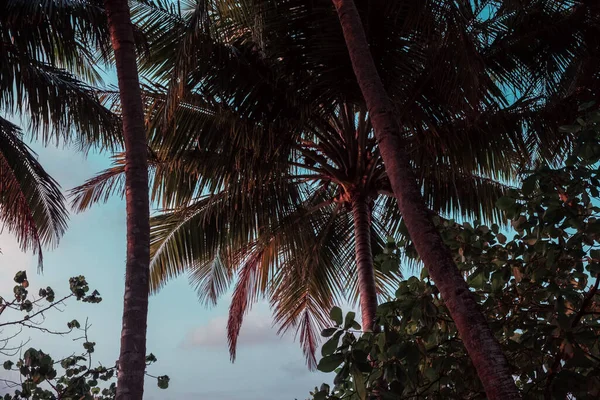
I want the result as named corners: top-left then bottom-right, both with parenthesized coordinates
top-left (331, 1), bottom-right (520, 399)
top-left (104, 1), bottom-right (150, 399)
top-left (351, 195), bottom-right (378, 331)
top-left (352, 196), bottom-right (385, 400)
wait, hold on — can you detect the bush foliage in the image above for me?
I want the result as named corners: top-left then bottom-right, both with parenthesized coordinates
top-left (309, 107), bottom-right (600, 399)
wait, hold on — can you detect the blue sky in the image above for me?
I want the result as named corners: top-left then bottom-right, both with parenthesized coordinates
top-left (0, 137), bottom-right (329, 399)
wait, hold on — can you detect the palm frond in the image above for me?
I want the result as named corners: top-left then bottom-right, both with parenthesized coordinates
top-left (1, 0), bottom-right (122, 150)
top-left (1, 0), bottom-right (112, 70)
top-left (189, 254), bottom-right (233, 307)
top-left (378, 166), bottom-right (513, 233)
top-left (68, 154), bottom-right (127, 212)
top-left (0, 117), bottom-right (68, 268)
top-left (269, 201), bottom-right (351, 368)
top-left (227, 237), bottom-right (277, 362)
top-left (1, 58), bottom-right (120, 150)
top-left (148, 178), bottom-right (304, 291)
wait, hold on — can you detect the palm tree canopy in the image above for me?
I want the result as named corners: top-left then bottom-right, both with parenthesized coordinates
top-left (0, 0), bottom-right (122, 148)
top-left (0, 0), bottom-right (123, 264)
top-left (133, 0), bottom-right (599, 158)
top-left (73, 0), bottom-right (600, 365)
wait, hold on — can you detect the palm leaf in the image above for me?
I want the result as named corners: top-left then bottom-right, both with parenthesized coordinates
top-left (0, 117), bottom-right (68, 268)
top-left (0, 0), bottom-right (121, 150)
top-left (0, 56), bottom-right (120, 150)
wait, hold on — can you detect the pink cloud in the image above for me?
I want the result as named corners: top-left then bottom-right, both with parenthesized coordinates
top-left (183, 312), bottom-right (290, 349)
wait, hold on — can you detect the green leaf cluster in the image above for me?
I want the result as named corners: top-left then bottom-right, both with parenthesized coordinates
top-left (0, 275), bottom-right (169, 399)
top-left (308, 108), bottom-right (600, 399)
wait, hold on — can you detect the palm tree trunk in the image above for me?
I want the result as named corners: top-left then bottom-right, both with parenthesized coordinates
top-left (352, 195), bottom-right (385, 400)
top-left (331, 1), bottom-right (520, 399)
top-left (104, 1), bottom-right (150, 399)
top-left (351, 195), bottom-right (378, 331)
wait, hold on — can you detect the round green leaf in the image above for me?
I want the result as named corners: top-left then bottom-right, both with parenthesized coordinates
top-left (329, 306), bottom-right (343, 325)
top-left (317, 354), bottom-right (344, 373)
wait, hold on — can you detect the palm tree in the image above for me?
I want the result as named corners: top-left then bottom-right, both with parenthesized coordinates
top-left (330, 0), bottom-right (598, 399)
top-left (69, 0), bottom-right (570, 365)
top-left (102, 0), bottom-right (151, 398)
top-left (74, 0), bottom-right (599, 375)
top-left (72, 88), bottom-right (511, 364)
top-left (0, 0), bottom-right (118, 265)
top-left (331, 0), bottom-right (520, 398)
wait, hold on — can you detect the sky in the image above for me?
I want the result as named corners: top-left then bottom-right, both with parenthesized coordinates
top-left (0, 136), bottom-right (330, 399)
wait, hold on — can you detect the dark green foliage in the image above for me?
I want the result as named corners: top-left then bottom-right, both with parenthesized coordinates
top-left (157, 375), bottom-right (170, 390)
top-left (308, 108), bottom-right (600, 399)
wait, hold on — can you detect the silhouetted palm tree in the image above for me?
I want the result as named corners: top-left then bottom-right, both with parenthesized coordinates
top-left (74, 0), bottom-right (600, 380)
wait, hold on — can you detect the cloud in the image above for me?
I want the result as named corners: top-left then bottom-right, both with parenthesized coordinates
top-left (183, 312), bottom-right (289, 349)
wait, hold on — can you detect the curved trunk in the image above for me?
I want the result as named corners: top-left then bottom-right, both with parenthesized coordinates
top-left (104, 1), bottom-right (150, 399)
top-left (351, 195), bottom-right (378, 331)
top-left (331, 1), bottom-right (520, 399)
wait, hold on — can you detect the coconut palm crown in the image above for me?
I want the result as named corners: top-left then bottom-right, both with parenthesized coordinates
top-left (71, 0), bottom-right (600, 366)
